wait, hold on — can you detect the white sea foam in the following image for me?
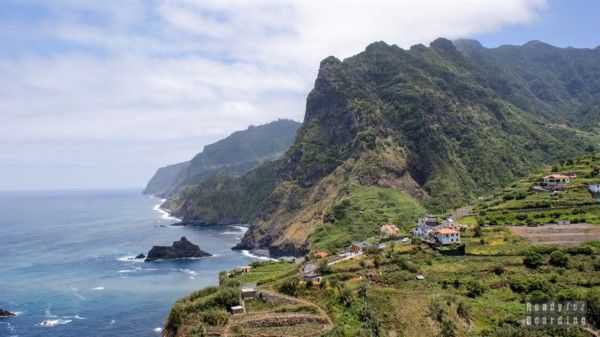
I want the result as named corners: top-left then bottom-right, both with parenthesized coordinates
top-left (92, 286), bottom-right (105, 291)
top-left (108, 319), bottom-right (116, 326)
top-left (117, 255), bottom-right (144, 263)
top-left (11, 311), bottom-right (23, 316)
top-left (117, 269), bottom-right (136, 273)
top-left (153, 327), bottom-right (162, 333)
top-left (44, 307), bottom-right (57, 318)
top-left (70, 287), bottom-right (86, 300)
top-left (74, 314), bottom-right (85, 320)
top-left (36, 319), bottom-right (72, 327)
top-left (152, 200), bottom-right (181, 221)
top-left (241, 250), bottom-right (277, 261)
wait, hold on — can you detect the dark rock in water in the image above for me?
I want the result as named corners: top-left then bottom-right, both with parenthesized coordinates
top-left (0, 309), bottom-right (15, 317)
top-left (136, 253), bottom-right (146, 259)
top-left (145, 237), bottom-right (211, 261)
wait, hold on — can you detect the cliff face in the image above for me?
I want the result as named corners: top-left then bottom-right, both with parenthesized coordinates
top-left (143, 119), bottom-right (301, 197)
top-left (143, 161), bottom-right (189, 196)
top-left (168, 38), bottom-right (600, 257)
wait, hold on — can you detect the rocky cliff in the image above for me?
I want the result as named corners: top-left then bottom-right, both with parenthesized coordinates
top-left (144, 119), bottom-right (301, 197)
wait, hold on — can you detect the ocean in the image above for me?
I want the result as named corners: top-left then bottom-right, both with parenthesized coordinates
top-left (0, 189), bottom-right (262, 337)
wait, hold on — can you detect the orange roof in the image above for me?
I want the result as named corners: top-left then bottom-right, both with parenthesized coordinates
top-left (435, 228), bottom-right (459, 234)
top-left (379, 223), bottom-right (400, 234)
top-left (544, 174), bottom-right (570, 179)
top-left (314, 252), bottom-right (328, 258)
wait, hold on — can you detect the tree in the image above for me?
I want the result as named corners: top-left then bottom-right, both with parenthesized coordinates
top-left (474, 226), bottom-right (482, 237)
top-left (317, 259), bottom-right (332, 274)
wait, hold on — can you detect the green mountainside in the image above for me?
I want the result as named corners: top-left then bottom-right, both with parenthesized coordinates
top-left (167, 38), bottom-right (599, 257)
top-left (143, 119), bottom-right (301, 197)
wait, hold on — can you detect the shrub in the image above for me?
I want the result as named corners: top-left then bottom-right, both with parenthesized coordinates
top-left (549, 250), bottom-right (569, 267)
top-left (492, 264), bottom-right (505, 275)
top-left (509, 276), bottom-right (529, 293)
top-left (466, 280), bottom-right (486, 298)
top-left (523, 251), bottom-right (543, 268)
top-left (338, 284), bottom-right (353, 306)
top-left (199, 309), bottom-right (229, 326)
top-left (279, 278), bottom-right (300, 297)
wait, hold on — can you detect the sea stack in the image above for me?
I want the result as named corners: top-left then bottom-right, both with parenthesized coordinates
top-left (145, 237), bottom-right (211, 261)
top-left (0, 309), bottom-right (15, 317)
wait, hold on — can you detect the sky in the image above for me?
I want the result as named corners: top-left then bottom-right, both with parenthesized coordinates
top-left (0, 0), bottom-right (598, 191)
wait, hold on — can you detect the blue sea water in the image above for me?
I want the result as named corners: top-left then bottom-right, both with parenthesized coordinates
top-left (0, 189), bottom-right (260, 337)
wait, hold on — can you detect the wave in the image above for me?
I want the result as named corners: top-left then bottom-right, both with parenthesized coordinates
top-left (153, 327), bottom-right (162, 333)
top-left (92, 286), bottom-right (105, 291)
top-left (36, 319), bottom-right (72, 328)
top-left (152, 199), bottom-right (181, 221)
top-left (220, 225), bottom-right (249, 235)
top-left (241, 250), bottom-right (277, 261)
top-left (108, 319), bottom-right (115, 327)
top-left (117, 255), bottom-right (144, 263)
top-left (70, 287), bottom-right (86, 300)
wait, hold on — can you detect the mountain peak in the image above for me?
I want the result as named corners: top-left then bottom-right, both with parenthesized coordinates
top-left (429, 37), bottom-right (456, 51)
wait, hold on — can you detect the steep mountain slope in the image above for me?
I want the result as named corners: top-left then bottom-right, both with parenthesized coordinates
top-left (143, 161), bottom-right (189, 196)
top-left (167, 38), bottom-right (599, 256)
top-left (143, 119), bottom-right (301, 197)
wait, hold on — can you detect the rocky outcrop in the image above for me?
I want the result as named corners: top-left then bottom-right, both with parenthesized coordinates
top-left (0, 309), bottom-right (15, 317)
top-left (145, 237), bottom-right (211, 261)
top-left (135, 253), bottom-right (145, 259)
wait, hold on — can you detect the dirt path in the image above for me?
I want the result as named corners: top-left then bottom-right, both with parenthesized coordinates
top-left (448, 206), bottom-right (474, 221)
top-left (509, 223), bottom-right (600, 244)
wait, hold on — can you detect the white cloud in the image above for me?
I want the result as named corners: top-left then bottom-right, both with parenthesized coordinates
top-left (0, 0), bottom-right (546, 190)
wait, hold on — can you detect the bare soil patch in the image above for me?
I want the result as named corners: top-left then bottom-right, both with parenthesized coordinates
top-left (509, 223), bottom-right (600, 244)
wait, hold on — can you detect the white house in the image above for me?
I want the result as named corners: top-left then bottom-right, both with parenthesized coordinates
top-left (431, 227), bottom-right (460, 245)
top-left (543, 174), bottom-right (571, 186)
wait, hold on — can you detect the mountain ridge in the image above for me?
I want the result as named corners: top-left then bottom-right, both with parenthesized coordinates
top-left (166, 38), bottom-right (599, 257)
top-left (143, 119), bottom-right (301, 197)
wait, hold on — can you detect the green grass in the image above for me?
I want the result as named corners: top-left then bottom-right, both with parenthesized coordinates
top-left (471, 153), bottom-right (600, 226)
top-left (230, 261), bottom-right (297, 285)
top-left (311, 183), bottom-right (426, 252)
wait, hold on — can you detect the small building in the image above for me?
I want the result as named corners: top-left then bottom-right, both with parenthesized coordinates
top-left (239, 265), bottom-right (252, 273)
top-left (351, 242), bottom-right (371, 253)
top-left (314, 251), bottom-right (328, 259)
top-left (230, 305), bottom-right (244, 315)
top-left (302, 262), bottom-right (322, 282)
top-left (590, 184), bottom-right (600, 203)
top-left (431, 227), bottom-right (461, 245)
top-left (543, 174), bottom-right (571, 186)
top-left (557, 220), bottom-right (571, 225)
top-left (241, 285), bottom-right (257, 299)
top-left (379, 223), bottom-right (400, 235)
top-left (412, 224), bottom-right (433, 237)
top-left (418, 216), bottom-right (440, 227)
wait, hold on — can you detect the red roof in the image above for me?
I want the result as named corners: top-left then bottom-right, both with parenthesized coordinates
top-left (435, 228), bottom-right (459, 234)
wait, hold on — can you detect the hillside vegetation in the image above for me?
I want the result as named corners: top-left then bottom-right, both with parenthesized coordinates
top-left (168, 38), bottom-right (600, 257)
top-left (464, 153), bottom-right (600, 227)
top-left (164, 240), bottom-right (600, 337)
